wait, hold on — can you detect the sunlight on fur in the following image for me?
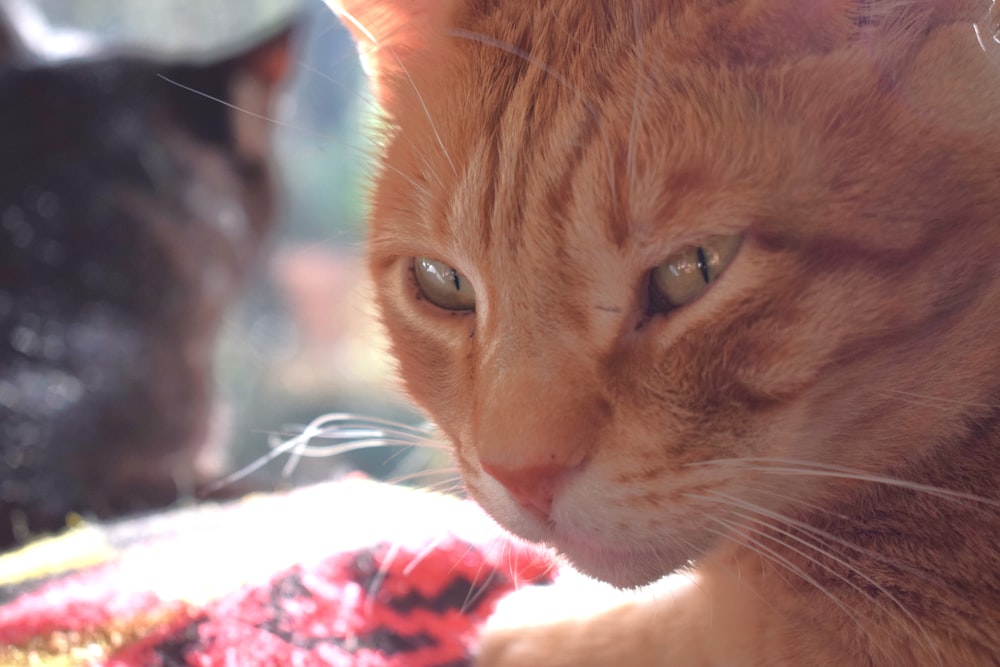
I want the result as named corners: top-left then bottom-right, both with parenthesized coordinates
top-left (315, 0), bottom-right (1000, 664)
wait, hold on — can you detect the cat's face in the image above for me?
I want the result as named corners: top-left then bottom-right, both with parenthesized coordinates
top-left (336, 0), bottom-right (1000, 586)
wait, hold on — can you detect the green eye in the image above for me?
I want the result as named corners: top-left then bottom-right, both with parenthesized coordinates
top-left (648, 235), bottom-right (742, 312)
top-left (413, 257), bottom-right (476, 311)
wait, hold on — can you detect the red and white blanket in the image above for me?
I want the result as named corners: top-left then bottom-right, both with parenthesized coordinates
top-left (0, 479), bottom-right (558, 667)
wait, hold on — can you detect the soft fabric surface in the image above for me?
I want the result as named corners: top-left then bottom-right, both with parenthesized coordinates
top-left (0, 479), bottom-right (557, 666)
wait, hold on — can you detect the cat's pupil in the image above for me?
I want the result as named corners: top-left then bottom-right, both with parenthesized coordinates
top-left (695, 247), bottom-right (710, 283)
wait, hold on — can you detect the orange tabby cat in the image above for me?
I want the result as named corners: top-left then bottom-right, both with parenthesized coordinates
top-left (329, 0), bottom-right (1000, 664)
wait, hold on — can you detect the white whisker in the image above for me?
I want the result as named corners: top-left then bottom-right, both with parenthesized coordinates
top-left (157, 73), bottom-right (354, 148)
top-left (740, 481), bottom-right (851, 521)
top-left (402, 534), bottom-right (449, 578)
top-left (363, 541), bottom-right (402, 616)
top-left (390, 51), bottom-right (458, 178)
top-left (696, 491), bottom-right (941, 664)
top-left (285, 438), bottom-right (443, 458)
top-left (207, 413), bottom-right (440, 493)
top-left (877, 389), bottom-right (997, 410)
top-left (687, 457), bottom-right (1000, 508)
top-left (704, 487), bottom-right (931, 578)
top-left (325, 4), bottom-right (457, 182)
top-left (704, 518), bottom-right (866, 631)
top-left (386, 467), bottom-right (460, 487)
top-left (459, 547), bottom-right (499, 615)
top-left (627, 0), bottom-right (646, 202)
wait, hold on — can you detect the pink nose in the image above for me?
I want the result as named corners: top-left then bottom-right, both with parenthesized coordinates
top-left (480, 461), bottom-right (569, 518)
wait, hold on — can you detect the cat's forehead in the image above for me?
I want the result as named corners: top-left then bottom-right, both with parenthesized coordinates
top-left (372, 3), bottom-right (775, 259)
top-left (367, 0), bottom-right (996, 272)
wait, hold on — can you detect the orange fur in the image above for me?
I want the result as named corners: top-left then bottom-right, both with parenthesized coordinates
top-left (333, 0), bottom-right (1000, 664)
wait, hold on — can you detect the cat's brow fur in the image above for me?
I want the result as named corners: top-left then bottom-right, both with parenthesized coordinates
top-left (332, 0), bottom-right (1000, 664)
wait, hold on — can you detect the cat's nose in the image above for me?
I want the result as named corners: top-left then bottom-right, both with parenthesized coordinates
top-left (480, 461), bottom-right (568, 518)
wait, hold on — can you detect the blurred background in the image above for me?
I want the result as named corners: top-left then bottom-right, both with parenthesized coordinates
top-left (24, 0), bottom-right (437, 490)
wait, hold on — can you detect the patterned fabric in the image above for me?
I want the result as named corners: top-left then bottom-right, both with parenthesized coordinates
top-left (0, 479), bottom-right (556, 666)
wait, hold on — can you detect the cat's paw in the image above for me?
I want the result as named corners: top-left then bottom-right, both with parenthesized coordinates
top-left (476, 621), bottom-right (613, 667)
top-left (476, 614), bottom-right (668, 667)
top-left (475, 573), bottom-right (662, 667)
top-left (476, 627), bottom-right (562, 667)
top-left (474, 570), bottom-right (725, 666)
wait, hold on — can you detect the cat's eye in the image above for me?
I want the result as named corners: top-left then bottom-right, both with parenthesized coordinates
top-left (413, 257), bottom-right (477, 311)
top-left (648, 235), bottom-right (742, 312)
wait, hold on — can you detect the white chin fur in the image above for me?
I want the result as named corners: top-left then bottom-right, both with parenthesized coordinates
top-left (472, 473), bottom-right (713, 587)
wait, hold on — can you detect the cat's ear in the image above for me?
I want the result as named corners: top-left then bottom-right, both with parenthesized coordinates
top-left (219, 21), bottom-right (297, 94)
top-left (324, 0), bottom-right (459, 104)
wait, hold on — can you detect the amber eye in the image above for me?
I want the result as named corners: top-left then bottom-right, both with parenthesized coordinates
top-left (413, 257), bottom-right (476, 311)
top-left (648, 235), bottom-right (742, 312)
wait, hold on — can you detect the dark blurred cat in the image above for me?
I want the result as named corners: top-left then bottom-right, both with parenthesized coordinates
top-left (0, 2), bottom-right (295, 549)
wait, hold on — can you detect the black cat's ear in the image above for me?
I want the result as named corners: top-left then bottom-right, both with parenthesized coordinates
top-left (161, 18), bottom-right (298, 161)
top-left (213, 20), bottom-right (297, 98)
top-left (223, 21), bottom-right (298, 162)
top-left (324, 0), bottom-right (460, 107)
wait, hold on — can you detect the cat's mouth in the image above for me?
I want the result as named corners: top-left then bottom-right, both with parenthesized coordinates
top-left (472, 473), bottom-right (723, 587)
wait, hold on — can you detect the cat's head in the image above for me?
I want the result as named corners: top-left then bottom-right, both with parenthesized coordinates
top-left (335, 0), bottom-right (1000, 586)
top-left (0, 16), bottom-right (295, 546)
